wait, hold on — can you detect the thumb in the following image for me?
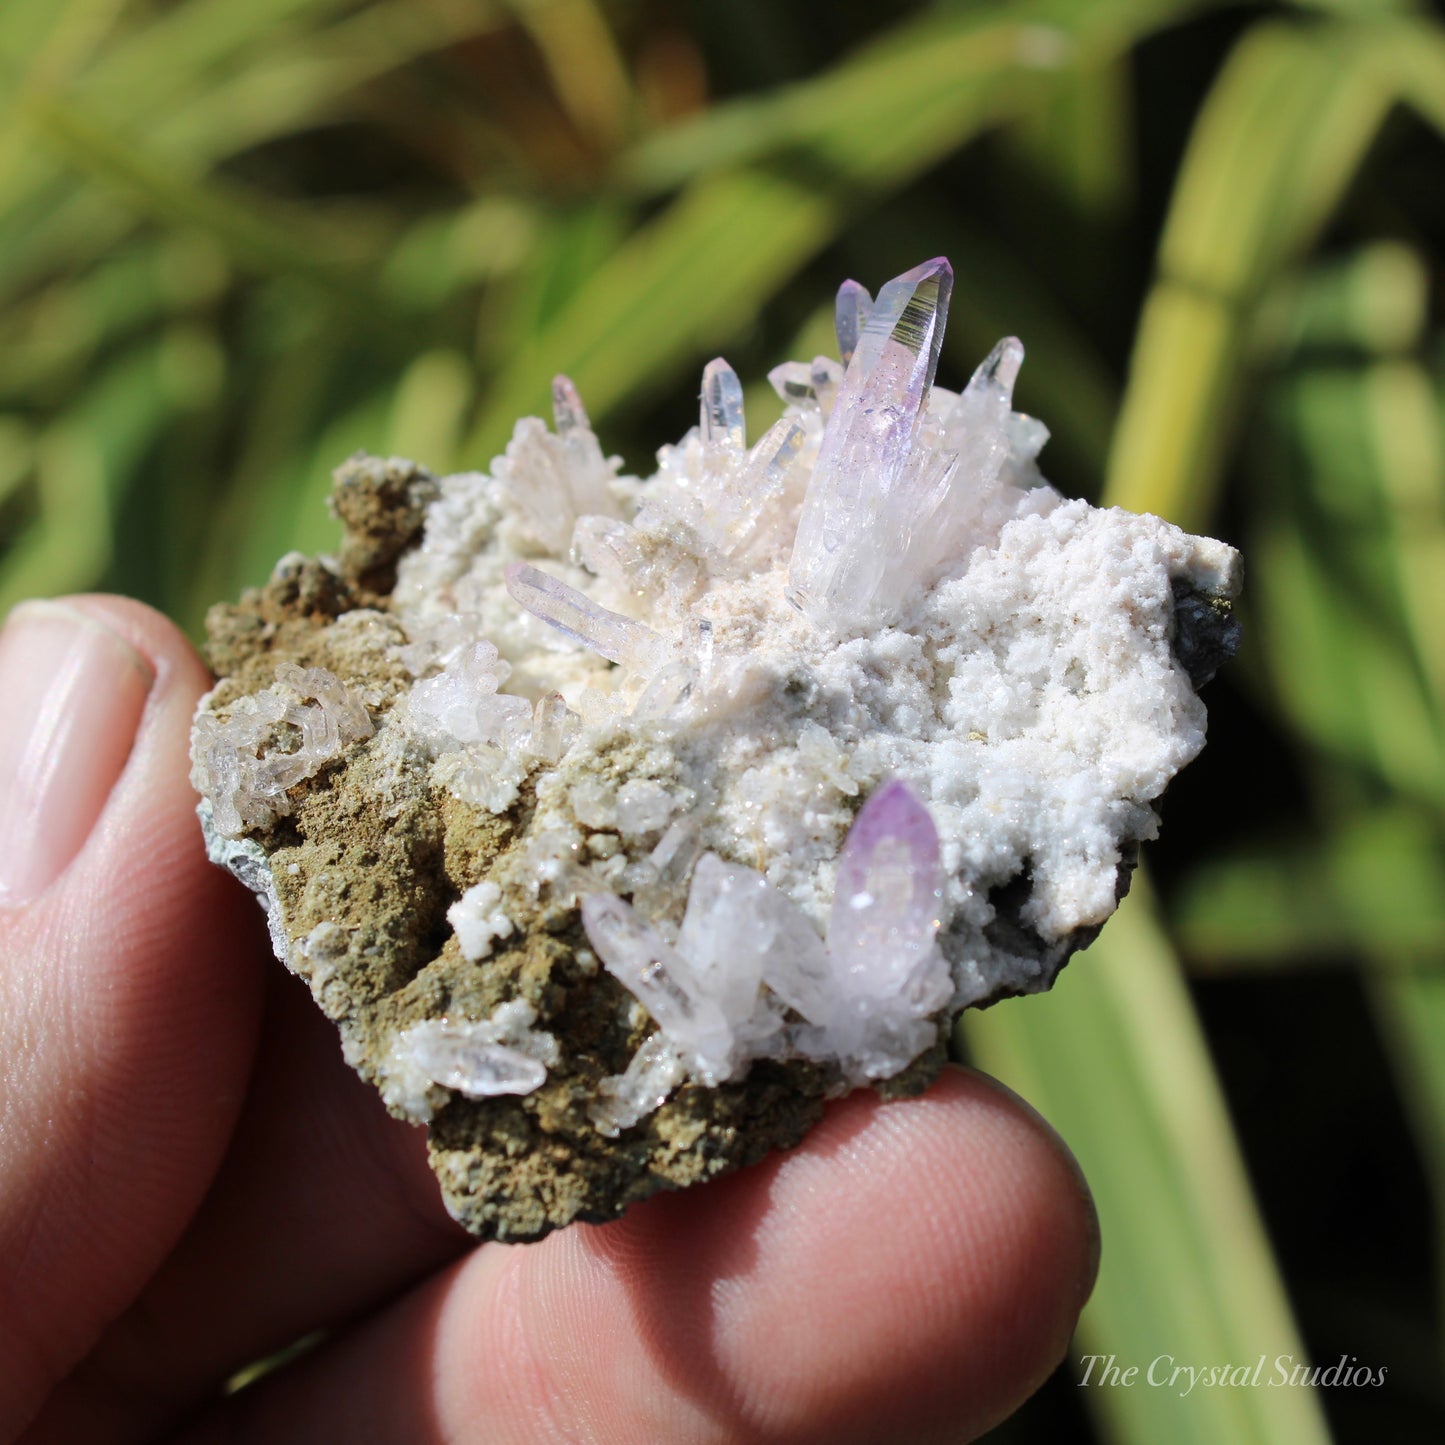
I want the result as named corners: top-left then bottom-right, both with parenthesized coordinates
top-left (0, 597), bottom-right (266, 1438)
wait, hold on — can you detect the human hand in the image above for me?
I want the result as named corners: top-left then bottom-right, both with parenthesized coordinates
top-left (0, 596), bottom-right (1098, 1444)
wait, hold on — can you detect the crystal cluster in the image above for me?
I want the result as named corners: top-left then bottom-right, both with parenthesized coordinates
top-left (381, 1000), bottom-right (560, 1122)
top-left (584, 780), bottom-right (950, 1133)
top-left (189, 256), bottom-right (1240, 1239)
top-left (405, 639), bottom-right (578, 812)
top-left (191, 662), bottom-right (373, 836)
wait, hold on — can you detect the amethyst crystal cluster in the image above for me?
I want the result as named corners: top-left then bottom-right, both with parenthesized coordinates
top-left (190, 258), bottom-right (1239, 1237)
top-left (581, 780), bottom-right (950, 1135)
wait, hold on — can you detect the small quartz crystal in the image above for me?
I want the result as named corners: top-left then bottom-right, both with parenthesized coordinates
top-left (381, 1001), bottom-right (560, 1122)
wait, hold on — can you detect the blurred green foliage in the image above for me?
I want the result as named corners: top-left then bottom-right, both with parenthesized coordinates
top-left (1, 0), bottom-right (1443, 1439)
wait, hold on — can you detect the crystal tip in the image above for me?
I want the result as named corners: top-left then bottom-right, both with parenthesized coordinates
top-left (980, 336), bottom-right (1025, 391)
top-left (898, 255), bottom-right (953, 284)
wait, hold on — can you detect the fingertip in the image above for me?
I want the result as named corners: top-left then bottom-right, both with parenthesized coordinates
top-left (32, 591), bottom-right (267, 1008)
top-left (962, 1066), bottom-right (1101, 1316)
top-left (0, 593), bottom-right (266, 1433)
top-left (0, 600), bottom-right (156, 907)
top-left (685, 1066), bottom-right (1100, 1441)
top-left (501, 1065), bottom-right (1099, 1443)
top-left (60, 593), bottom-right (212, 687)
top-left (0, 593), bottom-right (219, 912)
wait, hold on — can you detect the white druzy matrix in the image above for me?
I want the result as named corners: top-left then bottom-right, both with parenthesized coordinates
top-left (190, 256), bottom-right (1240, 1238)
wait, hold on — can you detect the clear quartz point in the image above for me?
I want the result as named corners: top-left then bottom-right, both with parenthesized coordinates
top-left (835, 278), bottom-right (872, 366)
top-left (694, 617), bottom-right (714, 683)
top-left (504, 561), bottom-right (670, 676)
top-left (528, 691), bottom-right (577, 762)
top-left (630, 818), bottom-right (703, 920)
top-left (973, 335), bottom-right (1022, 394)
top-left (810, 355), bottom-right (843, 417)
top-left (581, 893), bottom-right (735, 1073)
top-left (674, 854), bottom-right (773, 1020)
top-left (396, 1018), bottom-right (549, 1099)
top-left (764, 354), bottom-right (842, 415)
top-left (787, 258), bottom-right (954, 629)
top-left (551, 373), bottom-right (590, 436)
top-left (589, 1031), bottom-right (689, 1135)
top-left (496, 376), bottom-right (618, 553)
top-left (700, 357), bottom-right (746, 453)
top-left (943, 336), bottom-right (1023, 455)
top-left (569, 514), bottom-right (647, 594)
top-left (429, 1040), bottom-right (546, 1097)
top-left (632, 659), bottom-right (696, 718)
top-left (708, 416), bottom-right (808, 567)
top-left (768, 360), bottom-right (815, 405)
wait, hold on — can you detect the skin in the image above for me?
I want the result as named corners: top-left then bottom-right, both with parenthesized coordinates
top-left (0, 596), bottom-right (1099, 1445)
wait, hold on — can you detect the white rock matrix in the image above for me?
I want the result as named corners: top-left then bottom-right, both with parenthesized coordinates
top-left (193, 257), bottom-right (1240, 1142)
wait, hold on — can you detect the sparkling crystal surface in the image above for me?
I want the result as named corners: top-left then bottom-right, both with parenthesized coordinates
top-left (494, 378), bottom-right (618, 555)
top-left (674, 854), bottom-right (774, 1021)
top-left (382, 1000), bottom-right (559, 1120)
top-left (191, 661), bottom-right (373, 836)
top-left (828, 779), bottom-right (948, 1004)
top-left (589, 1031), bottom-right (689, 1136)
top-left (528, 691), bottom-right (576, 763)
top-left (551, 373), bottom-right (590, 437)
top-left (405, 1024), bottom-right (547, 1097)
top-left (409, 641), bottom-right (529, 749)
top-left (700, 357), bottom-right (746, 453)
top-left (580, 781), bottom-right (955, 1097)
top-left (834, 278), bottom-right (871, 366)
top-left (580, 893), bottom-right (735, 1074)
top-left (788, 258), bottom-right (954, 628)
top-left (505, 561), bottom-right (670, 675)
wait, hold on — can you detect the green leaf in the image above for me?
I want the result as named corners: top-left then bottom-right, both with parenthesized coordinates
top-left (1248, 353), bottom-right (1445, 803)
top-left (385, 348), bottom-right (474, 476)
top-left (617, 0), bottom-right (1208, 194)
top-left (1368, 970), bottom-right (1445, 1360)
top-left (136, 2), bottom-right (511, 172)
top-left (464, 169), bottom-right (836, 459)
top-left (1253, 242), bottom-right (1429, 359)
top-left (1173, 809), bottom-right (1445, 969)
top-left (1238, 213), bottom-right (1445, 1356)
top-left (0, 336), bottom-right (184, 609)
top-left (1250, 504), bottom-right (1443, 806)
top-left (1003, 51), bottom-right (1134, 220)
top-left (466, 0), bottom-right (1206, 462)
top-left (25, 95), bottom-right (384, 303)
top-left (962, 880), bottom-right (1329, 1445)
top-left (1104, 18), bottom-right (1418, 526)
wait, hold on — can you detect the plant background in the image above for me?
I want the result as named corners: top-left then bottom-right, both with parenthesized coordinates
top-left (1, 0), bottom-right (1442, 1439)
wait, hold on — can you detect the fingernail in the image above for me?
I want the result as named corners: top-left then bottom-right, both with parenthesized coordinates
top-left (0, 601), bottom-right (155, 906)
